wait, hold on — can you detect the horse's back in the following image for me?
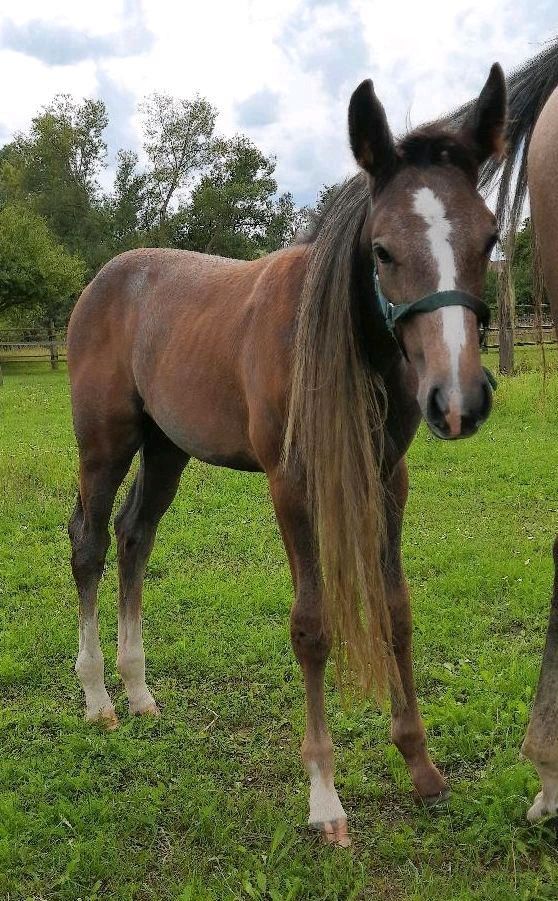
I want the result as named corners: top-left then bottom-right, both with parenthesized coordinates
top-left (68, 248), bottom-right (254, 352)
top-left (528, 85), bottom-right (558, 330)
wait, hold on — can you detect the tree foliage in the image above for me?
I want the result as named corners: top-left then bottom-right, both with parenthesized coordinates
top-left (0, 91), bottom-right (307, 328)
top-left (0, 204), bottom-right (85, 318)
top-left (511, 219), bottom-right (535, 317)
top-left (1, 96), bottom-right (108, 275)
top-left (177, 136), bottom-right (300, 258)
top-left (140, 93), bottom-right (216, 232)
top-left (482, 220), bottom-right (542, 322)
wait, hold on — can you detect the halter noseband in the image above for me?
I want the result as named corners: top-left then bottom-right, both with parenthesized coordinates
top-left (374, 268), bottom-right (497, 389)
top-left (373, 268), bottom-right (490, 341)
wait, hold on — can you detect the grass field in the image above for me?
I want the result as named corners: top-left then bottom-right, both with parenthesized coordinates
top-left (1, 352), bottom-right (558, 900)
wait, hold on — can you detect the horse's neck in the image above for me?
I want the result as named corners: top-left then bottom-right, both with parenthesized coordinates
top-left (352, 254), bottom-right (421, 461)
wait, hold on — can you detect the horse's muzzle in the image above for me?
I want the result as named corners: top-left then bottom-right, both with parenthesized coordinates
top-left (425, 373), bottom-right (492, 439)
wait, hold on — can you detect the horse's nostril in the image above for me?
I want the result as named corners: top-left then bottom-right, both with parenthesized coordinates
top-left (426, 386), bottom-right (448, 431)
top-left (463, 378), bottom-right (492, 430)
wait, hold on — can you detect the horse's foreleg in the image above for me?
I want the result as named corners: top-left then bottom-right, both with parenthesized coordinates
top-left (386, 460), bottom-right (448, 803)
top-left (522, 537), bottom-right (558, 821)
top-left (269, 472), bottom-right (350, 847)
top-left (115, 424), bottom-right (188, 716)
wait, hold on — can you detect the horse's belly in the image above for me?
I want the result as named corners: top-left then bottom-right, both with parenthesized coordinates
top-left (143, 382), bottom-right (262, 472)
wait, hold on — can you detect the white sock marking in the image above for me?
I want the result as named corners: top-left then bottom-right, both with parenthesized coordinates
top-left (526, 761), bottom-right (558, 822)
top-left (75, 615), bottom-right (114, 720)
top-left (117, 615), bottom-right (157, 713)
top-left (307, 761), bottom-right (346, 825)
top-left (413, 187), bottom-right (465, 389)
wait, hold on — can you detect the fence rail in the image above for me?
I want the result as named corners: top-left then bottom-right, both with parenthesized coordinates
top-left (484, 324), bottom-right (556, 348)
top-left (0, 326), bottom-right (66, 367)
top-left (0, 323), bottom-right (556, 369)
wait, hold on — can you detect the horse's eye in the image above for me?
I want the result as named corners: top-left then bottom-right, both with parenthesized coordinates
top-left (374, 245), bottom-right (393, 265)
top-left (484, 234), bottom-right (499, 257)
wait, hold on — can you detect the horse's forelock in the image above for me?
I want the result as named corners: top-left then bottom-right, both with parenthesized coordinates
top-left (396, 127), bottom-right (479, 183)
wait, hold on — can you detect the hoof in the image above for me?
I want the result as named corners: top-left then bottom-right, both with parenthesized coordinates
top-left (521, 755), bottom-right (558, 823)
top-left (527, 790), bottom-right (558, 823)
top-left (85, 706), bottom-right (119, 731)
top-left (129, 694), bottom-right (160, 717)
top-left (415, 787), bottom-right (451, 808)
top-left (311, 817), bottom-right (352, 848)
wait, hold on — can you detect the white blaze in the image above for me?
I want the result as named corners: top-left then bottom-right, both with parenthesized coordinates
top-left (413, 187), bottom-right (465, 387)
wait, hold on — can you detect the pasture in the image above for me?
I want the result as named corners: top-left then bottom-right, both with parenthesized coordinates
top-left (1, 354), bottom-right (558, 900)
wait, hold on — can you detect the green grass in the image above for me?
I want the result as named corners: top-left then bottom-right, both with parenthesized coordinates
top-left (1, 351), bottom-right (558, 900)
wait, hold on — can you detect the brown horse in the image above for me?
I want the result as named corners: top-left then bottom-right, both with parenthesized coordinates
top-left (443, 39), bottom-right (558, 822)
top-left (67, 66), bottom-right (506, 846)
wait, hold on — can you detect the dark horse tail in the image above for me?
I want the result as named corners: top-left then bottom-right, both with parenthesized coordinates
top-left (442, 37), bottom-right (558, 236)
top-left (441, 38), bottom-right (558, 341)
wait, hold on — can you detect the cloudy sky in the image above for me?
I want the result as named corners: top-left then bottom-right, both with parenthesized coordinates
top-left (0, 0), bottom-right (555, 206)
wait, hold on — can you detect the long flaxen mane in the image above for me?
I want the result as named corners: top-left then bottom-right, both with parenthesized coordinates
top-left (284, 173), bottom-right (397, 700)
top-left (284, 127), bottom-right (482, 700)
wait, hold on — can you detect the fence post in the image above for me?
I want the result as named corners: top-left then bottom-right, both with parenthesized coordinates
top-left (498, 239), bottom-right (515, 374)
top-left (48, 320), bottom-right (59, 370)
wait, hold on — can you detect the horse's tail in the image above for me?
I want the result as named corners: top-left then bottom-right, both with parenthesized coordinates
top-left (283, 176), bottom-right (402, 703)
top-left (441, 38), bottom-right (558, 341)
top-left (442, 38), bottom-right (558, 231)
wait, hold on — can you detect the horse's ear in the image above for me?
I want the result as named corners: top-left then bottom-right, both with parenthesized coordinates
top-left (461, 63), bottom-right (507, 164)
top-left (348, 79), bottom-right (398, 183)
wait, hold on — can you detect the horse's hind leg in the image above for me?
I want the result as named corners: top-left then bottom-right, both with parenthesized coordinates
top-left (69, 417), bottom-right (140, 729)
top-left (114, 421), bottom-right (189, 716)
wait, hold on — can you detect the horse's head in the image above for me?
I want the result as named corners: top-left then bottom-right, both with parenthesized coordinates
top-left (349, 65), bottom-right (507, 439)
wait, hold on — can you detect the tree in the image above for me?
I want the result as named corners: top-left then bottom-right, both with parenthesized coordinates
top-left (264, 191), bottom-right (308, 251)
top-left (0, 89), bottom-right (309, 331)
top-left (0, 95), bottom-right (110, 275)
top-left (511, 218), bottom-right (534, 317)
top-left (140, 93), bottom-right (216, 233)
top-left (102, 149), bottom-right (150, 255)
top-left (178, 136), bottom-right (301, 259)
top-left (0, 204), bottom-right (85, 321)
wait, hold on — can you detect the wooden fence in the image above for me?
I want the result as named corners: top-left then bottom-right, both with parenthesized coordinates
top-left (485, 323), bottom-right (556, 348)
top-left (0, 325), bottom-right (66, 368)
top-left (0, 321), bottom-right (555, 370)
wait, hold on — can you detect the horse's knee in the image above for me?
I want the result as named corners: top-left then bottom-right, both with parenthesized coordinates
top-left (290, 602), bottom-right (331, 664)
top-left (391, 721), bottom-right (427, 758)
top-left (70, 529), bottom-right (110, 587)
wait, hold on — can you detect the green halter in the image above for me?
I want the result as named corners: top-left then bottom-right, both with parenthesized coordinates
top-left (374, 268), bottom-right (490, 337)
top-left (374, 268), bottom-right (497, 389)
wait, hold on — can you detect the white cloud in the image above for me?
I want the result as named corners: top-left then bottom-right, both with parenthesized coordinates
top-left (0, 0), bottom-right (555, 206)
